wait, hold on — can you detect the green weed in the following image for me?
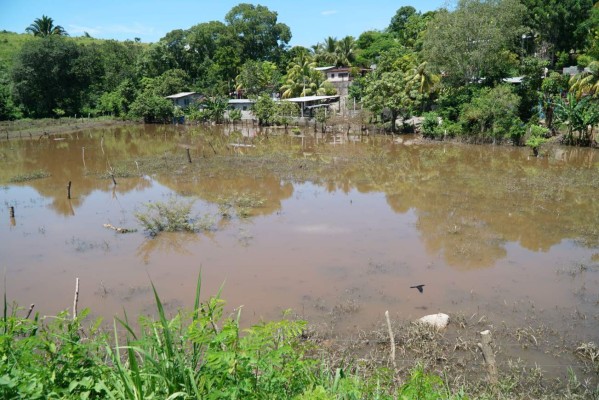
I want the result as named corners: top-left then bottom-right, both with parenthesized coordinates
top-left (8, 169), bottom-right (51, 183)
top-left (134, 198), bottom-right (214, 236)
top-left (217, 192), bottom-right (266, 219)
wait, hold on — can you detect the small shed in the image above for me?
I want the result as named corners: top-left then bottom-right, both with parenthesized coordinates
top-left (285, 95), bottom-right (340, 117)
top-left (165, 92), bottom-right (202, 107)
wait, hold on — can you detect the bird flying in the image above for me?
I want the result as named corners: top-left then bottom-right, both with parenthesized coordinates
top-left (410, 284), bottom-right (425, 293)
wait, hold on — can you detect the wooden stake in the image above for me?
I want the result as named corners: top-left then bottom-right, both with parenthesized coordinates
top-left (9, 206), bottom-right (14, 218)
top-left (110, 173), bottom-right (117, 186)
top-left (25, 304), bottom-right (35, 319)
top-left (186, 147), bottom-right (192, 163)
top-left (82, 147), bottom-right (86, 168)
top-left (67, 181), bottom-right (72, 199)
top-left (73, 278), bottom-right (79, 320)
top-left (385, 310), bottom-right (397, 370)
top-left (478, 330), bottom-right (498, 386)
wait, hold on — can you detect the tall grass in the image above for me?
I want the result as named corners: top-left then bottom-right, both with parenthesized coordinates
top-left (1, 274), bottom-right (460, 399)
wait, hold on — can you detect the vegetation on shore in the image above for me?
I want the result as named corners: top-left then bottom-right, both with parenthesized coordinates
top-left (2, 275), bottom-right (598, 399)
top-left (0, 1), bottom-right (597, 146)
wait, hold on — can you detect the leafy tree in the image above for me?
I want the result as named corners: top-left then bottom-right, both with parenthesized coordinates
top-left (422, 0), bottom-right (525, 86)
top-left (387, 6), bottom-right (417, 37)
top-left (401, 11), bottom-right (436, 50)
top-left (128, 92), bottom-right (173, 123)
top-left (224, 4), bottom-right (291, 64)
top-left (540, 72), bottom-right (568, 130)
top-left (520, 0), bottom-right (594, 64)
top-left (362, 70), bottom-right (411, 132)
top-left (581, 4), bottom-right (599, 58)
top-left (12, 36), bottom-right (91, 117)
top-left (355, 31), bottom-right (401, 67)
top-left (525, 125), bottom-right (549, 156)
top-left (252, 94), bottom-right (277, 125)
top-left (460, 84), bottom-right (523, 143)
top-left (0, 67), bottom-right (21, 120)
top-left (153, 69), bottom-right (190, 97)
top-left (517, 56), bottom-right (550, 120)
top-left (98, 91), bottom-right (126, 116)
top-left (98, 40), bottom-right (143, 92)
top-left (554, 93), bottom-right (599, 145)
top-left (25, 15), bottom-right (68, 37)
top-left (235, 60), bottom-right (281, 97)
top-left (348, 76), bottom-right (366, 101)
top-left (275, 100), bottom-right (299, 129)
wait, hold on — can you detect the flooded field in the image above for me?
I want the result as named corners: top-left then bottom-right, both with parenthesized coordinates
top-left (1, 124), bottom-right (599, 375)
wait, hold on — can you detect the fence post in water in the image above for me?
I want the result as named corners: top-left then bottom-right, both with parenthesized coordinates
top-left (67, 181), bottom-right (71, 199)
top-left (9, 206), bottom-right (15, 218)
top-left (186, 147), bottom-right (192, 163)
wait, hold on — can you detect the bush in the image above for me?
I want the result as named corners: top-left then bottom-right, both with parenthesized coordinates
top-left (421, 112), bottom-right (441, 138)
top-left (134, 198), bottom-right (214, 236)
top-left (525, 124), bottom-right (549, 156)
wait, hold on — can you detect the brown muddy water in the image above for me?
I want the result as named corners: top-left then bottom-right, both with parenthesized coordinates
top-left (1, 125), bottom-right (598, 357)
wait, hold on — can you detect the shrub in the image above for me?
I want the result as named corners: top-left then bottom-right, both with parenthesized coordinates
top-left (134, 198), bottom-right (214, 236)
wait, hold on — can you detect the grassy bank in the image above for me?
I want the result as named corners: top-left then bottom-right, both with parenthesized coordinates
top-left (2, 276), bottom-right (598, 399)
top-left (1, 276), bottom-right (463, 400)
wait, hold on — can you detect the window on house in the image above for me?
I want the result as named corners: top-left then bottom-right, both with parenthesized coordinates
top-left (330, 73), bottom-right (335, 78)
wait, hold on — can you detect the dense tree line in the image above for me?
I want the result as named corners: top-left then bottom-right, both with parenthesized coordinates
top-left (0, 1), bottom-right (597, 145)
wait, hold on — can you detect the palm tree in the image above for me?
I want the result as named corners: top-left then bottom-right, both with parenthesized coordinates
top-left (569, 61), bottom-right (599, 99)
top-left (407, 61), bottom-right (440, 112)
top-left (409, 62), bottom-right (440, 95)
top-left (334, 36), bottom-right (356, 67)
top-left (314, 36), bottom-right (337, 65)
top-left (281, 53), bottom-right (318, 98)
top-left (26, 15), bottom-right (68, 37)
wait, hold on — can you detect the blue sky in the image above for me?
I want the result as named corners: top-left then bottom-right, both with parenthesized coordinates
top-left (0, 0), bottom-right (446, 47)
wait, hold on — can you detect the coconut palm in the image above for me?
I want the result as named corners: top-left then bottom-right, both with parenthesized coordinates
top-left (281, 53), bottom-right (318, 98)
top-left (314, 36), bottom-right (337, 65)
top-left (334, 36), bottom-right (356, 67)
top-left (569, 61), bottom-right (599, 99)
top-left (26, 15), bottom-right (68, 37)
top-left (408, 61), bottom-right (440, 95)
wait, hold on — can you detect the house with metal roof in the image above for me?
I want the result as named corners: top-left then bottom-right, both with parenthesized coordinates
top-left (165, 92), bottom-right (202, 107)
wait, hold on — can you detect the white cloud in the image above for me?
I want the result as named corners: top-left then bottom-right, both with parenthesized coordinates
top-left (321, 10), bottom-right (338, 16)
top-left (67, 22), bottom-right (155, 38)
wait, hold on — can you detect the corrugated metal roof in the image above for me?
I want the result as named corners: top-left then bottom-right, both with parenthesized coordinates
top-left (228, 99), bottom-right (255, 104)
top-left (165, 92), bottom-right (197, 99)
top-left (285, 95), bottom-right (340, 102)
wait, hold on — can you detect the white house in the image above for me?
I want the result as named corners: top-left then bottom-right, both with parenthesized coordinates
top-left (228, 99), bottom-right (255, 120)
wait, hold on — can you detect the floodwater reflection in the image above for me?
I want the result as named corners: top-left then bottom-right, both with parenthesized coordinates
top-left (1, 125), bottom-right (598, 341)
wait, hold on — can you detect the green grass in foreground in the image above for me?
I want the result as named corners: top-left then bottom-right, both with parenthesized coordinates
top-left (0, 275), bottom-right (461, 400)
